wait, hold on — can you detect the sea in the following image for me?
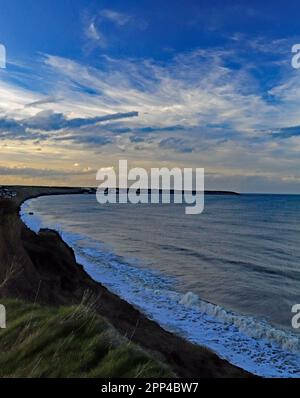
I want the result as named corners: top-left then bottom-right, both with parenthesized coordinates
top-left (20, 193), bottom-right (300, 377)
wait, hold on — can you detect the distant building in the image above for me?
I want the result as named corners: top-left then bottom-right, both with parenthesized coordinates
top-left (0, 187), bottom-right (17, 199)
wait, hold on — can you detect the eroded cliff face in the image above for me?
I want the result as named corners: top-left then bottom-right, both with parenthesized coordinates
top-left (0, 201), bottom-right (41, 302)
top-left (0, 200), bottom-right (98, 304)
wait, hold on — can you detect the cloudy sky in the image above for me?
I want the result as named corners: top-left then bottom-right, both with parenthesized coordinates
top-left (0, 0), bottom-right (300, 192)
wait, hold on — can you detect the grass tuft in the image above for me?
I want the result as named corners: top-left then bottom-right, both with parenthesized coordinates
top-left (0, 299), bottom-right (172, 378)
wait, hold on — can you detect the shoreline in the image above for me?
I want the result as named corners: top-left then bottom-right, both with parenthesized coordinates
top-left (0, 186), bottom-right (254, 378)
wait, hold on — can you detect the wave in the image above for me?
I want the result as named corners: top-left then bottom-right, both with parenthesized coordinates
top-left (179, 292), bottom-right (299, 353)
top-left (20, 199), bottom-right (300, 378)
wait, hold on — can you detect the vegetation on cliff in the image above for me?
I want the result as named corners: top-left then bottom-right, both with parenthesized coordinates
top-left (0, 299), bottom-right (172, 378)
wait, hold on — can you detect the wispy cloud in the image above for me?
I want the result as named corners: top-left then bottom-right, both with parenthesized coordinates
top-left (85, 20), bottom-right (107, 48)
top-left (99, 9), bottom-right (132, 26)
top-left (0, 110), bottom-right (138, 143)
top-left (83, 8), bottom-right (134, 50)
top-left (271, 125), bottom-right (300, 139)
top-left (24, 96), bottom-right (61, 108)
top-left (43, 50), bottom-right (278, 134)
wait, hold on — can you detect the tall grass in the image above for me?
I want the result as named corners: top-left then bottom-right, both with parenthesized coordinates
top-left (0, 299), bottom-right (172, 378)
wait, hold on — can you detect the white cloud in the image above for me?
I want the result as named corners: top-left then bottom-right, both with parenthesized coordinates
top-left (43, 51), bottom-right (276, 134)
top-left (83, 9), bottom-right (133, 50)
top-left (85, 20), bottom-right (107, 48)
top-left (100, 9), bottom-right (132, 26)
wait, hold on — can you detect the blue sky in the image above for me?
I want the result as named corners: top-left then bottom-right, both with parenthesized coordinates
top-left (0, 0), bottom-right (300, 192)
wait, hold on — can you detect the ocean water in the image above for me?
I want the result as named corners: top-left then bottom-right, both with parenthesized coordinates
top-left (21, 194), bottom-right (300, 377)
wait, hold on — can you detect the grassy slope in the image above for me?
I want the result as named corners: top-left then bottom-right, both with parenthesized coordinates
top-left (0, 299), bottom-right (172, 378)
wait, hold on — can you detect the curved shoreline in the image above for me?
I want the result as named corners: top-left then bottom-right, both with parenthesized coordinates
top-left (1, 186), bottom-right (254, 378)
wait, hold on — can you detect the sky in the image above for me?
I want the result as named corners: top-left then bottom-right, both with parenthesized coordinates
top-left (0, 0), bottom-right (300, 192)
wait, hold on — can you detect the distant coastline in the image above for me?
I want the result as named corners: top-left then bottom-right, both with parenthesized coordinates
top-left (0, 185), bottom-right (240, 206)
top-left (80, 187), bottom-right (240, 196)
